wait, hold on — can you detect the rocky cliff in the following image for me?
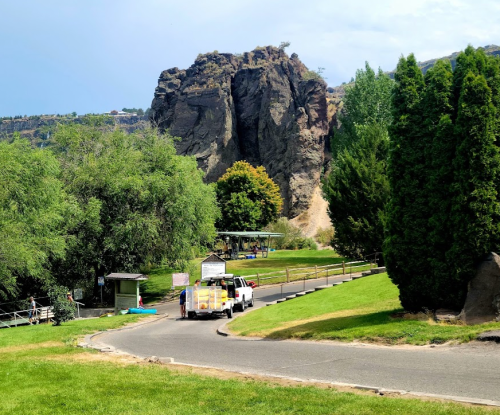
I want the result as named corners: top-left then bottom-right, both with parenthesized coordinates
top-left (150, 46), bottom-right (329, 217)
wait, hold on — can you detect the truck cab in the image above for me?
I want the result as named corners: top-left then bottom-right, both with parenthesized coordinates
top-left (203, 274), bottom-right (254, 312)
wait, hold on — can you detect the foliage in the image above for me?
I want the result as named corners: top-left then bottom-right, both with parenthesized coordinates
top-left (278, 41), bottom-right (290, 50)
top-left (47, 285), bottom-right (75, 325)
top-left (51, 119), bottom-right (219, 303)
top-left (216, 161), bottom-right (282, 231)
top-left (385, 47), bottom-right (500, 311)
top-left (332, 62), bottom-right (393, 157)
top-left (384, 53), bottom-right (429, 311)
top-left (315, 226), bottom-right (334, 246)
top-left (0, 136), bottom-right (69, 300)
top-left (324, 63), bottom-right (392, 260)
top-left (324, 123), bottom-right (389, 259)
top-left (265, 218), bottom-right (303, 249)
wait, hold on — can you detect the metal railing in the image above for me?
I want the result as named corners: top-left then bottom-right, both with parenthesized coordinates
top-left (0, 300), bottom-right (85, 328)
top-left (239, 260), bottom-right (373, 287)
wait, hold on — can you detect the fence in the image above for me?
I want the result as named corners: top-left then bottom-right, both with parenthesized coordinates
top-left (0, 300), bottom-right (84, 329)
top-left (239, 260), bottom-right (374, 286)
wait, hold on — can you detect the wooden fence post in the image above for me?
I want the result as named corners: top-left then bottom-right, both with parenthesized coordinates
top-left (342, 261), bottom-right (345, 275)
top-left (326, 267), bottom-right (329, 285)
top-left (257, 273), bottom-right (260, 287)
top-left (315, 265), bottom-right (318, 279)
top-left (286, 268), bottom-right (290, 283)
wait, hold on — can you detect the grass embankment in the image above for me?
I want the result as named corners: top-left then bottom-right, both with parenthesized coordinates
top-left (229, 273), bottom-right (500, 345)
top-left (141, 250), bottom-right (347, 302)
top-left (1, 317), bottom-right (497, 415)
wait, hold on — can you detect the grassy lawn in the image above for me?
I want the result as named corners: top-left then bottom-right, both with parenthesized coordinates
top-left (0, 316), bottom-right (497, 414)
top-left (229, 273), bottom-right (500, 345)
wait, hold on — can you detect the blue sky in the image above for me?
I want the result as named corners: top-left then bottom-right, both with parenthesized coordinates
top-left (1, 0), bottom-right (499, 117)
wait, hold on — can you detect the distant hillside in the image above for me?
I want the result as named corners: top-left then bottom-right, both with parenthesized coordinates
top-left (388, 44), bottom-right (500, 78)
top-left (330, 44), bottom-right (500, 99)
top-left (0, 115), bottom-right (148, 147)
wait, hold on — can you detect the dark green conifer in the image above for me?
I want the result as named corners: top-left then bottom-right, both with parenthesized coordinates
top-left (384, 54), bottom-right (428, 311)
top-left (448, 71), bottom-right (500, 308)
top-left (422, 60), bottom-right (455, 307)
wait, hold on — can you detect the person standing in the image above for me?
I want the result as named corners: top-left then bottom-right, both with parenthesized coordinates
top-left (28, 296), bottom-right (36, 325)
top-left (179, 289), bottom-right (186, 318)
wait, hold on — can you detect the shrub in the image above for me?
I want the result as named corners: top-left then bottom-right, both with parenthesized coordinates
top-left (47, 285), bottom-right (76, 326)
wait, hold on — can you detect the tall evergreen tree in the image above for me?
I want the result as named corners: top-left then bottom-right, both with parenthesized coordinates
top-left (384, 54), bottom-right (428, 311)
top-left (448, 71), bottom-right (500, 308)
top-left (324, 123), bottom-right (389, 258)
top-left (324, 63), bottom-right (392, 259)
top-left (423, 60), bottom-right (455, 307)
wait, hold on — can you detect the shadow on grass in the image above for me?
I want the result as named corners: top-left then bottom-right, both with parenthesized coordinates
top-left (262, 309), bottom-right (407, 342)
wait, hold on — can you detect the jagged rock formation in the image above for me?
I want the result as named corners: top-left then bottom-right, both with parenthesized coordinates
top-left (150, 46), bottom-right (329, 217)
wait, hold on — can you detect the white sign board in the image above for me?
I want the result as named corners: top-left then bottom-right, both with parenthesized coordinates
top-left (172, 273), bottom-right (190, 287)
top-left (98, 276), bottom-right (105, 286)
top-left (201, 262), bottom-right (226, 280)
top-left (74, 288), bottom-right (83, 301)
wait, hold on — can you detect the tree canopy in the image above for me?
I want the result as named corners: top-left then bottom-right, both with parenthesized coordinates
top-left (216, 161), bottom-right (282, 231)
top-left (324, 63), bottom-right (392, 259)
top-left (50, 119), bottom-right (219, 301)
top-left (385, 47), bottom-right (500, 311)
top-left (0, 136), bottom-right (69, 299)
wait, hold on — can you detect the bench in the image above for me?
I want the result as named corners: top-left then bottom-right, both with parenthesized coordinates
top-left (36, 306), bottom-right (55, 323)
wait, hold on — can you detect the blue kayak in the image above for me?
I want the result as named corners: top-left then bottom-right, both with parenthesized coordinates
top-left (128, 308), bottom-right (157, 314)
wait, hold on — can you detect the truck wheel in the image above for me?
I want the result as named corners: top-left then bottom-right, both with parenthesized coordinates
top-left (226, 307), bottom-right (233, 319)
top-left (240, 296), bottom-right (246, 312)
top-left (248, 296), bottom-right (254, 307)
top-left (187, 312), bottom-right (195, 319)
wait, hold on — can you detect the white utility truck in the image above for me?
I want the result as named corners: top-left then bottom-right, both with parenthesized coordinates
top-left (185, 274), bottom-right (254, 319)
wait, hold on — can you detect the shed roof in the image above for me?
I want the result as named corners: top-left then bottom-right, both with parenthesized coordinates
top-left (217, 231), bottom-right (283, 238)
top-left (106, 273), bottom-right (148, 281)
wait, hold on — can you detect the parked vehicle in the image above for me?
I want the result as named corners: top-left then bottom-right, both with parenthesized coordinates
top-left (185, 285), bottom-right (234, 319)
top-left (247, 280), bottom-right (257, 289)
top-left (202, 274), bottom-right (254, 312)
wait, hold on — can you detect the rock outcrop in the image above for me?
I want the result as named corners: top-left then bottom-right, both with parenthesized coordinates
top-left (459, 252), bottom-right (500, 325)
top-left (150, 46), bottom-right (329, 217)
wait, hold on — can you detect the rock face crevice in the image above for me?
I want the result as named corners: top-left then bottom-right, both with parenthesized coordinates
top-left (150, 46), bottom-right (328, 217)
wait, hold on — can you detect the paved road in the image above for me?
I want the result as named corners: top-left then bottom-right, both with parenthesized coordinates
top-left (96, 276), bottom-right (500, 404)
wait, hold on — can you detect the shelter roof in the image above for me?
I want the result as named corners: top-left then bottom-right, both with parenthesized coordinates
top-left (106, 273), bottom-right (148, 281)
top-left (217, 231), bottom-right (283, 237)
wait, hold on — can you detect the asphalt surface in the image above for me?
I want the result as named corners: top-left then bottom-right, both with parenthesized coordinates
top-left (95, 276), bottom-right (500, 404)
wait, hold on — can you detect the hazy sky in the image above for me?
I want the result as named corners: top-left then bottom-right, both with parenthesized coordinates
top-left (1, 0), bottom-right (499, 117)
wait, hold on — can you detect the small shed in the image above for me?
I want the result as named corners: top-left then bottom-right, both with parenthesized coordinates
top-left (106, 273), bottom-right (148, 313)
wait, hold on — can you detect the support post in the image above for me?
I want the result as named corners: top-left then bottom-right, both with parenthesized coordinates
top-left (342, 261), bottom-right (345, 275)
top-left (286, 268), bottom-right (290, 283)
top-left (315, 265), bottom-right (318, 279)
top-left (326, 267), bottom-right (329, 285)
top-left (257, 273), bottom-right (260, 287)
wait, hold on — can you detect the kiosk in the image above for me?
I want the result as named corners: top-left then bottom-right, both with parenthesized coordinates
top-left (106, 273), bottom-right (148, 314)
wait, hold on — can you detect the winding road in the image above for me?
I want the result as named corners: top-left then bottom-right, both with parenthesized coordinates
top-left (94, 276), bottom-right (500, 405)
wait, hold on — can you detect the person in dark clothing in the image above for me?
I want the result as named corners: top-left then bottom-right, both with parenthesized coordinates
top-left (179, 289), bottom-right (186, 318)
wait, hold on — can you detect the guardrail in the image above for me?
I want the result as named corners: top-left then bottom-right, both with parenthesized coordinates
top-left (239, 260), bottom-right (375, 286)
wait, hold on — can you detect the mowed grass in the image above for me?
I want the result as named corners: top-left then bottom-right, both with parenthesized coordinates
top-left (0, 317), bottom-right (497, 415)
top-left (229, 273), bottom-right (500, 345)
top-left (141, 250), bottom-right (345, 302)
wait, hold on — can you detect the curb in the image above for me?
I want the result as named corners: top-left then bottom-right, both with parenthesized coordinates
top-left (217, 322), bottom-right (231, 337)
top-left (80, 313), bottom-right (169, 349)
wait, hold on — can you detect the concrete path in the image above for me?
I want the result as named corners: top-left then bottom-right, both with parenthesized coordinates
top-left (94, 276), bottom-right (500, 405)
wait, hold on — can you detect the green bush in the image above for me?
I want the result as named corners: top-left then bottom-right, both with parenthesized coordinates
top-left (47, 285), bottom-right (76, 326)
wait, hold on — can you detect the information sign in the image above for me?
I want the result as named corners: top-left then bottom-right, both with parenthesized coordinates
top-left (172, 273), bottom-right (190, 287)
